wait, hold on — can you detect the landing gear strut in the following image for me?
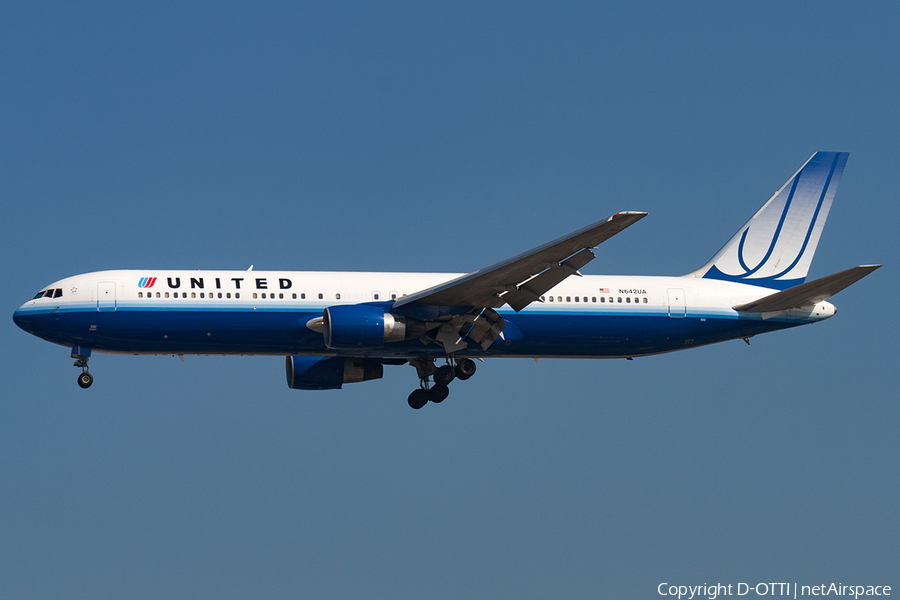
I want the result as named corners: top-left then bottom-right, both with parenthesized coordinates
top-left (406, 357), bottom-right (477, 409)
top-left (72, 347), bottom-right (93, 389)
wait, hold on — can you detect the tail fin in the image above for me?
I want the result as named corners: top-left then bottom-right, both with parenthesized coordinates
top-left (688, 152), bottom-right (849, 289)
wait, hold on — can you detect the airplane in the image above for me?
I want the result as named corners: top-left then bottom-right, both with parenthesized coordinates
top-left (13, 152), bottom-right (881, 409)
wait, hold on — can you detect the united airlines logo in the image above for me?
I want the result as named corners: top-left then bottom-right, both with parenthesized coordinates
top-left (732, 152), bottom-right (842, 282)
top-left (138, 277), bottom-right (157, 288)
top-left (702, 152), bottom-right (847, 290)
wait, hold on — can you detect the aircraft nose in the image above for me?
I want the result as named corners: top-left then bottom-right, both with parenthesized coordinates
top-left (13, 305), bottom-right (30, 331)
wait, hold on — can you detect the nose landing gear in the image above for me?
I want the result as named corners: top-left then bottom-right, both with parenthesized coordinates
top-left (406, 357), bottom-right (477, 409)
top-left (72, 347), bottom-right (93, 388)
top-left (77, 371), bottom-right (93, 389)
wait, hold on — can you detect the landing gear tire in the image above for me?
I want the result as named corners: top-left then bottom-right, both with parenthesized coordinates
top-left (428, 383), bottom-right (449, 403)
top-left (455, 358), bottom-right (476, 380)
top-left (77, 372), bottom-right (94, 389)
top-left (434, 365), bottom-right (455, 386)
top-left (408, 389), bottom-right (428, 410)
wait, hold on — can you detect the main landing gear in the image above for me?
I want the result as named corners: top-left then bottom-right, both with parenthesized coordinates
top-left (407, 357), bottom-right (477, 409)
top-left (72, 347), bottom-right (93, 389)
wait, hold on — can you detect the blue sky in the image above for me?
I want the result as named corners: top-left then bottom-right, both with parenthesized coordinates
top-left (1, 2), bottom-right (897, 598)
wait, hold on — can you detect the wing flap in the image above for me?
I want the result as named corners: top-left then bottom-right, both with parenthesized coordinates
top-left (733, 265), bottom-right (881, 313)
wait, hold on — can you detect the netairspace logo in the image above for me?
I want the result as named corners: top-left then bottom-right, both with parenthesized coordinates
top-left (658, 582), bottom-right (891, 599)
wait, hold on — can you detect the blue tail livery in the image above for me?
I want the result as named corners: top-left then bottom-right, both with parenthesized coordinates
top-left (691, 151), bottom-right (849, 290)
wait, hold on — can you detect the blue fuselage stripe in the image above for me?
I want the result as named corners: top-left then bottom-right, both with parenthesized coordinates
top-left (14, 304), bottom-right (797, 358)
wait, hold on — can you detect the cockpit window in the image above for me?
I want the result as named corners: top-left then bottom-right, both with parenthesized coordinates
top-left (53, 288), bottom-right (63, 298)
top-left (43, 290), bottom-right (55, 298)
top-left (33, 291), bottom-right (46, 299)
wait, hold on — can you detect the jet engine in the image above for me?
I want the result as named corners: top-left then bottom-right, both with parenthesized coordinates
top-left (314, 304), bottom-right (425, 349)
top-left (285, 356), bottom-right (383, 390)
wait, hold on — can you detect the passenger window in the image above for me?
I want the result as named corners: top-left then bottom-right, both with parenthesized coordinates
top-left (557, 296), bottom-right (562, 302)
top-left (200, 293), bottom-right (205, 298)
top-left (374, 293), bottom-right (380, 300)
top-left (226, 293), bottom-right (231, 299)
top-left (253, 293), bottom-right (258, 299)
top-left (279, 293), bottom-right (284, 299)
top-left (600, 297), bottom-right (605, 303)
top-left (217, 292), bottom-right (222, 298)
top-left (617, 297), bottom-right (622, 303)
top-left (391, 293), bottom-right (397, 300)
top-left (575, 296), bottom-right (580, 302)
top-left (292, 293), bottom-right (297, 299)
top-left (626, 297), bottom-right (631, 303)
top-left (138, 292), bottom-right (143, 298)
top-left (643, 298), bottom-right (648, 303)
top-left (165, 292), bottom-right (169, 298)
top-left (335, 293), bottom-right (340, 300)
top-left (156, 292), bottom-right (161, 298)
top-left (191, 292), bottom-right (196, 298)
top-left (318, 293), bottom-right (323, 299)
top-left (548, 296), bottom-right (554, 302)
top-left (592, 297), bottom-right (596, 303)
top-left (235, 293), bottom-right (240, 299)
top-left (566, 296), bottom-right (571, 302)
top-left (301, 293), bottom-right (306, 299)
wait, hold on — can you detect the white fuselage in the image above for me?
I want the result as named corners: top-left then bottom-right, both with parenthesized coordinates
top-left (14, 269), bottom-right (835, 360)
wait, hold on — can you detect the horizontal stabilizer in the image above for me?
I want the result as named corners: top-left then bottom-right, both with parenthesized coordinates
top-left (733, 265), bottom-right (881, 313)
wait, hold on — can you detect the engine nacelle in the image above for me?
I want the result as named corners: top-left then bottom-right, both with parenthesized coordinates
top-left (320, 304), bottom-right (423, 349)
top-left (285, 356), bottom-right (383, 390)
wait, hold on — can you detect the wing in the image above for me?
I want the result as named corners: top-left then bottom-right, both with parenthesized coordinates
top-left (394, 211), bottom-right (648, 313)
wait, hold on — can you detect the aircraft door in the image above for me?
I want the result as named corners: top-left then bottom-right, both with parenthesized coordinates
top-left (667, 288), bottom-right (686, 318)
top-left (97, 281), bottom-right (117, 312)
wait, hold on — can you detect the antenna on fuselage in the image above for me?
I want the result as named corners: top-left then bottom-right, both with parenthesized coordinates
top-left (248, 265), bottom-right (254, 271)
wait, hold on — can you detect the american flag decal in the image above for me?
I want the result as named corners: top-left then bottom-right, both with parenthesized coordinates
top-left (598, 288), bottom-right (609, 293)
